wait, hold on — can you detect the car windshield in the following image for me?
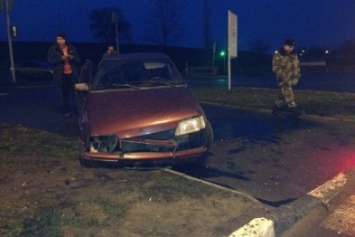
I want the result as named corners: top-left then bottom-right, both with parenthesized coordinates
top-left (94, 57), bottom-right (186, 89)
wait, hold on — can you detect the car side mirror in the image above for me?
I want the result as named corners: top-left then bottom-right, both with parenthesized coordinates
top-left (75, 83), bottom-right (89, 91)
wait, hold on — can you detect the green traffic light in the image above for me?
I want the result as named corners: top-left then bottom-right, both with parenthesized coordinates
top-left (220, 51), bottom-right (225, 57)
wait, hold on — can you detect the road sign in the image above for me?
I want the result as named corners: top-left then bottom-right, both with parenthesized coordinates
top-left (227, 10), bottom-right (237, 90)
top-left (228, 10), bottom-right (237, 58)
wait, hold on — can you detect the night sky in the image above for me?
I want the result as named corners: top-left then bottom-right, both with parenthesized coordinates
top-left (0, 0), bottom-right (354, 52)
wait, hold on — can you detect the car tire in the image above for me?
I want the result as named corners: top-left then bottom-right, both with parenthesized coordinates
top-left (204, 121), bottom-right (214, 149)
top-left (192, 154), bottom-right (210, 167)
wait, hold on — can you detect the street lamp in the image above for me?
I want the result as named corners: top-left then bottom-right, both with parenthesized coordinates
top-left (0, 0), bottom-right (16, 82)
top-left (112, 11), bottom-right (119, 54)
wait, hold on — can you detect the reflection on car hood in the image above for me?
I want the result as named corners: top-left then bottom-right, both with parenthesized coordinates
top-left (86, 86), bottom-right (203, 138)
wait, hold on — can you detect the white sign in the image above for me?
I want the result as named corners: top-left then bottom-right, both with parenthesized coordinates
top-left (228, 10), bottom-right (237, 58)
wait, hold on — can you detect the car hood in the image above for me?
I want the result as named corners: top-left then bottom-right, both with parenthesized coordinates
top-left (85, 86), bottom-right (204, 138)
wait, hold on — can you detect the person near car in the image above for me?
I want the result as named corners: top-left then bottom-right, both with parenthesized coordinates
top-left (102, 45), bottom-right (117, 59)
top-left (47, 32), bottom-right (81, 117)
top-left (272, 38), bottom-right (301, 109)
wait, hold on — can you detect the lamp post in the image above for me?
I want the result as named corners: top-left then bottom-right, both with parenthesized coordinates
top-left (0, 0), bottom-right (16, 82)
top-left (212, 42), bottom-right (216, 73)
top-left (112, 11), bottom-right (119, 54)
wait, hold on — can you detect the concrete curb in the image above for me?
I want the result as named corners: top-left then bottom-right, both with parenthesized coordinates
top-left (165, 167), bottom-right (352, 237)
top-left (229, 170), bottom-right (353, 237)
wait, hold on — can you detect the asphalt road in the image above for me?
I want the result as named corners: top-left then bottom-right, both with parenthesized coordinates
top-left (0, 86), bottom-right (79, 138)
top-left (174, 103), bottom-right (355, 204)
top-left (1, 85), bottom-right (355, 236)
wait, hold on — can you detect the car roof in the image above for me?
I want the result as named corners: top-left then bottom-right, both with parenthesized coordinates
top-left (97, 52), bottom-right (173, 76)
top-left (101, 52), bottom-right (170, 62)
top-left (18, 60), bottom-right (47, 64)
top-left (17, 60), bottom-right (51, 66)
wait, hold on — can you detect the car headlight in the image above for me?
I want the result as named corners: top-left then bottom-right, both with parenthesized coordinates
top-left (175, 116), bottom-right (206, 136)
top-left (88, 135), bottom-right (118, 153)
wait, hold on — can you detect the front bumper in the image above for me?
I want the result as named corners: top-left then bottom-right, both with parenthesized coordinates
top-left (78, 129), bottom-right (211, 165)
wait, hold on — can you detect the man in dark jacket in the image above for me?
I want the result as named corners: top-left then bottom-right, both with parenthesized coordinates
top-left (102, 45), bottom-right (117, 59)
top-left (272, 38), bottom-right (301, 109)
top-left (47, 32), bottom-right (81, 116)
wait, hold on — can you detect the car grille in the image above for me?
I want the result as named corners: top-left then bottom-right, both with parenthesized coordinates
top-left (120, 128), bottom-right (205, 153)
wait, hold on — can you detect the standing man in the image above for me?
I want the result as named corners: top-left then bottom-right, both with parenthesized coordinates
top-left (272, 38), bottom-right (301, 109)
top-left (47, 32), bottom-right (81, 117)
top-left (102, 45), bottom-right (117, 59)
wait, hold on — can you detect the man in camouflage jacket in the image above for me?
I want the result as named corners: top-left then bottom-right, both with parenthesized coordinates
top-left (272, 39), bottom-right (301, 108)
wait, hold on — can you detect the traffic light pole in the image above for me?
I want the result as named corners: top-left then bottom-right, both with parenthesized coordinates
top-left (6, 3), bottom-right (16, 82)
top-left (1, 0), bottom-right (16, 82)
top-left (112, 11), bottom-right (119, 54)
top-left (114, 21), bottom-right (119, 54)
top-left (228, 53), bottom-right (231, 90)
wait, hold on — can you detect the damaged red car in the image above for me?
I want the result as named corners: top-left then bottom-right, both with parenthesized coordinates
top-left (75, 53), bottom-right (213, 167)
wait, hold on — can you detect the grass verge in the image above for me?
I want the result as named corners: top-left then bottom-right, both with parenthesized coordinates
top-left (191, 86), bottom-right (355, 119)
top-left (0, 124), bottom-right (269, 236)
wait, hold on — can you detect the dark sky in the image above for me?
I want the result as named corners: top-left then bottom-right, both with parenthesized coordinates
top-left (1, 0), bottom-right (354, 52)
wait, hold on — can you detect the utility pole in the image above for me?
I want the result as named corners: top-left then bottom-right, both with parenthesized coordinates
top-left (1, 0), bottom-right (16, 83)
top-left (112, 11), bottom-right (119, 54)
top-left (212, 42), bottom-right (216, 74)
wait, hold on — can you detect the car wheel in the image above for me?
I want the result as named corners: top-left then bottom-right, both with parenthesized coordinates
top-left (204, 121), bottom-right (214, 149)
top-left (192, 154), bottom-right (210, 167)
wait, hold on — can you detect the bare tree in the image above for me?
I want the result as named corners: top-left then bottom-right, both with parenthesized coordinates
top-left (89, 7), bottom-right (131, 45)
top-left (249, 37), bottom-right (270, 54)
top-left (145, 0), bottom-right (185, 47)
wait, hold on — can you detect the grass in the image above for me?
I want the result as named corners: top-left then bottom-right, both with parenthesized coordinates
top-left (0, 124), bottom-right (77, 160)
top-left (191, 86), bottom-right (355, 118)
top-left (21, 208), bottom-right (63, 237)
top-left (142, 172), bottom-right (219, 202)
top-left (1, 124), bottom-right (259, 237)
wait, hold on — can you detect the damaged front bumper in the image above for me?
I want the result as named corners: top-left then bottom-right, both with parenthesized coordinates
top-left (78, 130), bottom-right (210, 165)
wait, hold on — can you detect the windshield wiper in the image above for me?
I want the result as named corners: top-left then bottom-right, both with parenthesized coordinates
top-left (145, 77), bottom-right (186, 87)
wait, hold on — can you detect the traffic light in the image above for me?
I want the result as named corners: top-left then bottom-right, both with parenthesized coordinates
top-left (219, 50), bottom-right (225, 57)
top-left (0, 0), bottom-right (14, 12)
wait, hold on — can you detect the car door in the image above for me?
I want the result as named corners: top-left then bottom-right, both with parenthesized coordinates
top-left (76, 60), bottom-right (93, 114)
